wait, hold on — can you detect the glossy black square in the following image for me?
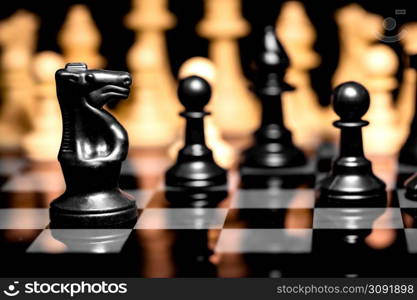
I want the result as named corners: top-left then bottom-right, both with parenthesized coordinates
top-left (223, 208), bottom-right (313, 229)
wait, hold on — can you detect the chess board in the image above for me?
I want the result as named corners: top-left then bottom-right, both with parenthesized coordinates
top-left (1, 147), bottom-right (417, 278)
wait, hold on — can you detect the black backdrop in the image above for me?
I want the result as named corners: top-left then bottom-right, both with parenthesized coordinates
top-left (1, 0), bottom-right (416, 106)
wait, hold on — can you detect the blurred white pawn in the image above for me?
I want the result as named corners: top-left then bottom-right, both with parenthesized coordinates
top-left (22, 52), bottom-right (64, 161)
top-left (362, 44), bottom-right (401, 156)
top-left (168, 57), bottom-right (237, 169)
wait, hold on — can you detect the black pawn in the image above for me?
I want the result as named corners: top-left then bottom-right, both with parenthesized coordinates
top-left (399, 54), bottom-right (417, 165)
top-left (240, 26), bottom-right (306, 171)
top-left (318, 82), bottom-right (386, 205)
top-left (165, 76), bottom-right (227, 196)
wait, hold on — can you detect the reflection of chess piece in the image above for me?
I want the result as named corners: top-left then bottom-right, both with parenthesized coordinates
top-left (172, 229), bottom-right (216, 276)
top-left (0, 10), bottom-right (39, 150)
top-left (362, 44), bottom-right (400, 155)
top-left (169, 57), bottom-right (237, 169)
top-left (397, 23), bottom-right (417, 131)
top-left (313, 208), bottom-right (385, 276)
top-left (197, 0), bottom-right (260, 137)
top-left (276, 1), bottom-right (323, 149)
top-left (22, 52), bottom-right (64, 161)
top-left (50, 229), bottom-right (132, 253)
top-left (118, 0), bottom-right (179, 148)
top-left (58, 5), bottom-right (105, 68)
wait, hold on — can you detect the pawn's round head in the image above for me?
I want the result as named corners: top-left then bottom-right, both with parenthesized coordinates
top-left (332, 81), bottom-right (370, 121)
top-left (178, 75), bottom-right (211, 111)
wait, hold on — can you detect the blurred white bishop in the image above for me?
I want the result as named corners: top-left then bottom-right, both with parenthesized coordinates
top-left (276, 1), bottom-right (324, 150)
top-left (397, 23), bottom-right (417, 132)
top-left (58, 5), bottom-right (105, 68)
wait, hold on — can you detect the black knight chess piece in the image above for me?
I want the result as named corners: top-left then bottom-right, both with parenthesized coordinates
top-left (317, 82), bottom-right (386, 205)
top-left (240, 26), bottom-right (306, 174)
top-left (165, 76), bottom-right (227, 204)
top-left (49, 63), bottom-right (138, 228)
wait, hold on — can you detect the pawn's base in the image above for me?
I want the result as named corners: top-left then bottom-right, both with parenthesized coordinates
top-left (240, 143), bottom-right (306, 170)
top-left (318, 174), bottom-right (387, 207)
top-left (50, 189), bottom-right (138, 228)
top-left (405, 173), bottom-right (417, 201)
top-left (165, 160), bottom-right (227, 190)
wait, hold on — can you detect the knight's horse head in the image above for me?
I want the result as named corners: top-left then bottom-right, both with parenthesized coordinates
top-left (55, 62), bottom-right (132, 108)
top-left (55, 63), bottom-right (132, 168)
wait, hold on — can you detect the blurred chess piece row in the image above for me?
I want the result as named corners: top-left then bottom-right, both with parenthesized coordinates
top-left (1, 0), bottom-right (417, 164)
top-left (0, 5), bottom-right (104, 157)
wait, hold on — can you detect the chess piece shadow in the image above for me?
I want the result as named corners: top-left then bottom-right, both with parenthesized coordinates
top-left (165, 188), bottom-right (228, 208)
top-left (165, 189), bottom-right (222, 276)
top-left (312, 207), bottom-right (386, 276)
top-left (240, 26), bottom-right (306, 176)
top-left (50, 228), bottom-right (132, 254)
top-left (171, 229), bottom-right (217, 277)
top-left (50, 63), bottom-right (138, 228)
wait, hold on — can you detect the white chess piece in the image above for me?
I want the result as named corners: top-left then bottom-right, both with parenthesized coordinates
top-left (169, 57), bottom-right (237, 168)
top-left (197, 0), bottom-right (260, 138)
top-left (332, 4), bottom-right (383, 87)
top-left (0, 10), bottom-right (39, 150)
top-left (118, 0), bottom-right (180, 148)
top-left (276, 1), bottom-right (323, 149)
top-left (397, 23), bottom-right (417, 132)
top-left (119, 42), bottom-right (178, 148)
top-left (328, 4), bottom-right (384, 143)
top-left (362, 44), bottom-right (401, 155)
top-left (58, 5), bottom-right (105, 68)
top-left (22, 52), bottom-right (64, 161)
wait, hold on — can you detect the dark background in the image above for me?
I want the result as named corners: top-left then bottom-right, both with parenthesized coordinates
top-left (1, 0), bottom-right (416, 106)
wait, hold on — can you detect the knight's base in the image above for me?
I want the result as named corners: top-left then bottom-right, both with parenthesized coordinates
top-left (49, 189), bottom-right (138, 228)
top-left (317, 189), bottom-right (387, 208)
